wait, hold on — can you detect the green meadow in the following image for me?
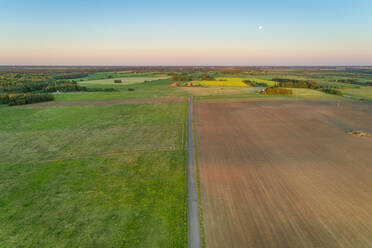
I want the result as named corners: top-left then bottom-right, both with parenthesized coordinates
top-left (1, 67), bottom-right (371, 247)
top-left (54, 79), bottom-right (187, 101)
top-left (0, 85), bottom-right (188, 247)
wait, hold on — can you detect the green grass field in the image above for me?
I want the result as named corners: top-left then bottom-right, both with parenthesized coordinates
top-left (0, 102), bottom-right (188, 247)
top-left (80, 76), bottom-right (168, 87)
top-left (54, 79), bottom-right (187, 101)
top-left (1, 67), bottom-right (371, 247)
top-left (74, 71), bottom-right (165, 82)
top-left (342, 87), bottom-right (372, 101)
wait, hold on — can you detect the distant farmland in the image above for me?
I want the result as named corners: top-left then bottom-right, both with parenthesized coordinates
top-left (195, 99), bottom-right (372, 248)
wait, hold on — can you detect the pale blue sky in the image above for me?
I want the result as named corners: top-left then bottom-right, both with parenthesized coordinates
top-left (1, 0), bottom-right (371, 65)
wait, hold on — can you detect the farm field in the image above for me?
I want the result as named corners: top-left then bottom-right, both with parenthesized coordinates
top-left (342, 87), bottom-right (372, 101)
top-left (0, 100), bottom-right (188, 247)
top-left (194, 99), bottom-right (372, 248)
top-left (2, 66), bottom-right (372, 247)
top-left (80, 75), bottom-right (169, 87)
top-left (193, 77), bottom-right (248, 87)
top-left (54, 79), bottom-right (187, 101)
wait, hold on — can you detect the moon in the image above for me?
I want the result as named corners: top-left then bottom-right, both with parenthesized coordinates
top-left (258, 25), bottom-right (263, 30)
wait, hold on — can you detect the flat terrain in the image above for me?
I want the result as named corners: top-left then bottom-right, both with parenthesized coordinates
top-left (0, 101), bottom-right (188, 247)
top-left (80, 75), bottom-right (168, 86)
top-left (194, 99), bottom-right (372, 248)
top-left (342, 87), bottom-right (372, 101)
top-left (54, 79), bottom-right (187, 101)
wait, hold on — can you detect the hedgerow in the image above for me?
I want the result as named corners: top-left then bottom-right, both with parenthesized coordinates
top-left (2, 93), bottom-right (55, 106)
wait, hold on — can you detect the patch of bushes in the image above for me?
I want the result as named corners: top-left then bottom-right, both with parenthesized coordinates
top-left (272, 78), bottom-right (320, 89)
top-left (43, 84), bottom-right (118, 93)
top-left (321, 88), bottom-right (344, 96)
top-left (259, 87), bottom-right (293, 95)
top-left (200, 73), bottom-right (216, 81)
top-left (43, 84), bottom-right (87, 92)
top-left (243, 80), bottom-right (268, 87)
top-left (114, 80), bottom-right (122, 83)
top-left (1, 93), bottom-right (54, 106)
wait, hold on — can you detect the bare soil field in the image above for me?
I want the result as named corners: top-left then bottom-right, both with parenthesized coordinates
top-left (17, 96), bottom-right (187, 107)
top-left (194, 99), bottom-right (372, 248)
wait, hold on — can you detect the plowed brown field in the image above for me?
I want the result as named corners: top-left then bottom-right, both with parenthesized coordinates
top-left (194, 99), bottom-right (372, 248)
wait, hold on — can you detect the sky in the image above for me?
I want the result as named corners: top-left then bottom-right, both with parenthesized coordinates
top-left (1, 0), bottom-right (372, 66)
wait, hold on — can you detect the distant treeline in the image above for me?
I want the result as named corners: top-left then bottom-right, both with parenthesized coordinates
top-left (53, 73), bottom-right (89, 80)
top-left (272, 78), bottom-right (321, 89)
top-left (332, 78), bottom-right (372, 86)
top-left (169, 72), bottom-right (215, 82)
top-left (0, 72), bottom-right (118, 105)
top-left (1, 80), bottom-right (117, 94)
top-left (0, 93), bottom-right (54, 106)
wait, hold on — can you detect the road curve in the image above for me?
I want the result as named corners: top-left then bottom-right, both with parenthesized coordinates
top-left (188, 96), bottom-right (202, 248)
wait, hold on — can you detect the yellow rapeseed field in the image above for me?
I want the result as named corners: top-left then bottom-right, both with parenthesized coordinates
top-left (194, 77), bottom-right (248, 87)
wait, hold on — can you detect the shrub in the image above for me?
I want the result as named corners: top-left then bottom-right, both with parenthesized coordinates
top-left (127, 88), bottom-right (135, 91)
top-left (114, 80), bottom-right (122, 83)
top-left (321, 88), bottom-right (344, 96)
top-left (259, 87), bottom-right (293, 95)
top-left (243, 80), bottom-right (268, 87)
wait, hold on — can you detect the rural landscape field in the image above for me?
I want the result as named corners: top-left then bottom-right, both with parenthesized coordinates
top-left (1, 66), bottom-right (372, 248)
top-left (1, 0), bottom-right (372, 247)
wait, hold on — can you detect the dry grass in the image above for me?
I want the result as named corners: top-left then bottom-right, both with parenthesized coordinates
top-left (195, 99), bottom-right (372, 248)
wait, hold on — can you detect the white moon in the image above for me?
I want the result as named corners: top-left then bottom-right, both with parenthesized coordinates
top-left (258, 25), bottom-right (263, 30)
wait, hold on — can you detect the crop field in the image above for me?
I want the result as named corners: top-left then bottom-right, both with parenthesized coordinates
top-left (2, 66), bottom-right (372, 247)
top-left (76, 71), bottom-right (165, 82)
top-left (342, 87), bottom-right (372, 101)
top-left (54, 79), bottom-right (187, 101)
top-left (194, 99), bottom-right (372, 248)
top-left (0, 101), bottom-right (188, 247)
top-left (193, 77), bottom-right (248, 87)
top-left (180, 86), bottom-right (260, 96)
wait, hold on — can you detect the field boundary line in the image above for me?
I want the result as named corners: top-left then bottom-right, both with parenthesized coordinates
top-left (188, 96), bottom-right (202, 248)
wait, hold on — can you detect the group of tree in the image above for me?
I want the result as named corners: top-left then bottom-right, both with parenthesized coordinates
top-left (0, 93), bottom-right (54, 106)
top-left (0, 72), bottom-right (118, 105)
top-left (169, 73), bottom-right (194, 82)
top-left (259, 87), bottom-right (293, 95)
top-left (53, 73), bottom-right (88, 80)
top-left (243, 80), bottom-right (268, 87)
top-left (200, 73), bottom-right (216, 81)
top-left (169, 72), bottom-right (216, 82)
top-left (272, 78), bottom-right (320, 89)
top-left (321, 88), bottom-right (344, 96)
